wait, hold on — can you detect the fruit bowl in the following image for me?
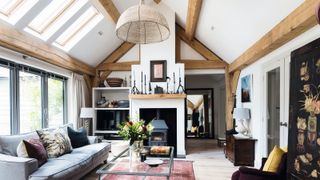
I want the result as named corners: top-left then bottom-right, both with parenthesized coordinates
top-left (106, 78), bottom-right (123, 87)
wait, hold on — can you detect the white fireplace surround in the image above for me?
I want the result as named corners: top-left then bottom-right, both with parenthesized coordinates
top-left (130, 98), bottom-right (186, 157)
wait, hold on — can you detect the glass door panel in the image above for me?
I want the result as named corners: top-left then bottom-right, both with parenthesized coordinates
top-left (267, 67), bottom-right (281, 154)
top-left (0, 66), bottom-right (11, 135)
top-left (48, 78), bottom-right (64, 128)
top-left (19, 71), bottom-right (42, 133)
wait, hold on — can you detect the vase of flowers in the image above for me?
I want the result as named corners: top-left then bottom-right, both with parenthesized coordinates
top-left (118, 120), bottom-right (153, 167)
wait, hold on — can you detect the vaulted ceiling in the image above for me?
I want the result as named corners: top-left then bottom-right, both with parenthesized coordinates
top-left (0, 0), bottom-right (307, 67)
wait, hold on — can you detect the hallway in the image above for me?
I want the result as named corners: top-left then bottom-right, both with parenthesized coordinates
top-left (186, 139), bottom-right (238, 180)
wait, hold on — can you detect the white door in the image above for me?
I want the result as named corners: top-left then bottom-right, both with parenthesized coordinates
top-left (262, 58), bottom-right (289, 155)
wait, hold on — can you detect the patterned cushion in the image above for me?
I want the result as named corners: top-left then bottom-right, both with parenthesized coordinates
top-left (37, 129), bottom-right (72, 158)
top-left (23, 139), bottom-right (48, 166)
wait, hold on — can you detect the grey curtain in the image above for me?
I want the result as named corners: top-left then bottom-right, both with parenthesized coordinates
top-left (71, 73), bottom-right (90, 129)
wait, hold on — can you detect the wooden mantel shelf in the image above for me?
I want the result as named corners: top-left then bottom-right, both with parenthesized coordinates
top-left (129, 93), bottom-right (186, 99)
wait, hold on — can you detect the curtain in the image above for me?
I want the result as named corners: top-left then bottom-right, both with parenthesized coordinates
top-left (71, 73), bottom-right (90, 129)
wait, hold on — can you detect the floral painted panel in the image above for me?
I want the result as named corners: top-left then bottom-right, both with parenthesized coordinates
top-left (288, 38), bottom-right (320, 180)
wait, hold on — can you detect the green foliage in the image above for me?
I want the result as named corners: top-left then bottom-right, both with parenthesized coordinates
top-left (118, 120), bottom-right (153, 145)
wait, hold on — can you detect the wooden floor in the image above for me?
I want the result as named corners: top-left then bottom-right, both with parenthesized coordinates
top-left (83, 139), bottom-right (238, 180)
top-left (186, 139), bottom-right (238, 180)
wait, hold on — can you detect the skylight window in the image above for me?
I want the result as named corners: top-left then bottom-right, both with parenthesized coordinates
top-left (28, 0), bottom-right (75, 34)
top-left (25, 0), bottom-right (88, 40)
top-left (53, 6), bottom-right (103, 51)
top-left (0, 0), bottom-right (24, 16)
top-left (0, 0), bottom-right (38, 25)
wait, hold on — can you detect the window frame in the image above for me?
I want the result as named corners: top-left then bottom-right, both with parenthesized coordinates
top-left (0, 58), bottom-right (68, 134)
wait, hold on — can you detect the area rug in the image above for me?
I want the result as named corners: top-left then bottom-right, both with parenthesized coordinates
top-left (101, 160), bottom-right (195, 180)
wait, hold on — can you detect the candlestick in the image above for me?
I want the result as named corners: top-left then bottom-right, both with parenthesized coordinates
top-left (149, 82), bottom-right (152, 94)
top-left (140, 71), bottom-right (143, 94)
top-left (144, 74), bottom-right (146, 94)
top-left (173, 72), bottom-right (176, 94)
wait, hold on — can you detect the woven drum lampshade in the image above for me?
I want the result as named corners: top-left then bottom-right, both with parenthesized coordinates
top-left (115, 3), bottom-right (170, 44)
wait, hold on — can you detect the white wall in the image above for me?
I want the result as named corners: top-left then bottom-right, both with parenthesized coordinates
top-left (235, 25), bottom-right (320, 168)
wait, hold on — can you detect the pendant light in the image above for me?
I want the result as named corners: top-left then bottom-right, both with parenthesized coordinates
top-left (115, 0), bottom-right (170, 44)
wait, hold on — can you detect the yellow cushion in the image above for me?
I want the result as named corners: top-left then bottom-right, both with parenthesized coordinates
top-left (281, 146), bottom-right (288, 153)
top-left (263, 146), bottom-right (285, 172)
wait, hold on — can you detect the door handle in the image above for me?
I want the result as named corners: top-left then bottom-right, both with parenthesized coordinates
top-left (280, 122), bottom-right (288, 127)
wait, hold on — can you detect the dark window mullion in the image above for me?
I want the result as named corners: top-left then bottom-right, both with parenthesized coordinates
top-left (11, 67), bottom-right (19, 134)
top-left (42, 74), bottom-right (48, 128)
top-left (63, 80), bottom-right (68, 124)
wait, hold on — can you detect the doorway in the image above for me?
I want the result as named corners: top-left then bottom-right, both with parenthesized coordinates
top-left (262, 58), bottom-right (289, 155)
top-left (185, 88), bottom-right (214, 139)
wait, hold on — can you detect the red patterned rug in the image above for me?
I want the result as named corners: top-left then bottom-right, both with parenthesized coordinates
top-left (102, 160), bottom-right (195, 180)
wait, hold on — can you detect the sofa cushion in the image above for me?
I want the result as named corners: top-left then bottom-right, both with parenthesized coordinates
top-left (0, 132), bottom-right (39, 156)
top-left (17, 140), bottom-right (29, 158)
top-left (29, 143), bottom-right (111, 180)
top-left (37, 129), bottom-right (72, 158)
top-left (263, 146), bottom-right (285, 173)
top-left (67, 127), bottom-right (89, 148)
top-left (23, 139), bottom-right (48, 167)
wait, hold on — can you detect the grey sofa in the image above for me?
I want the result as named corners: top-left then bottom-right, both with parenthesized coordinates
top-left (0, 129), bottom-right (111, 180)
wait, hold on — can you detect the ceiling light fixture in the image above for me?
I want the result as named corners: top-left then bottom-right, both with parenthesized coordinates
top-left (115, 0), bottom-right (170, 44)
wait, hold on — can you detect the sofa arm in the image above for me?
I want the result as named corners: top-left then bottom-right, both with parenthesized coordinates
top-left (0, 154), bottom-right (38, 180)
top-left (238, 167), bottom-right (281, 180)
top-left (87, 136), bottom-right (98, 144)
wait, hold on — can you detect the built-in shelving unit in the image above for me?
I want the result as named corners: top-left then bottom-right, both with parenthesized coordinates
top-left (92, 87), bottom-right (130, 140)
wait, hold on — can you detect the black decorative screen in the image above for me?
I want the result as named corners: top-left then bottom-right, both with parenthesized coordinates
top-left (288, 37), bottom-right (320, 179)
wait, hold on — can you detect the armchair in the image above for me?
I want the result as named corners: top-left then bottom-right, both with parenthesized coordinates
top-left (231, 153), bottom-right (287, 180)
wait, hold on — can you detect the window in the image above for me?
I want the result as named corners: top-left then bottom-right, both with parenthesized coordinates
top-left (25, 0), bottom-right (89, 40)
top-left (0, 0), bottom-right (38, 25)
top-left (0, 66), bottom-right (11, 135)
top-left (0, 59), bottom-right (68, 134)
top-left (53, 6), bottom-right (103, 51)
top-left (19, 71), bottom-right (42, 133)
top-left (48, 77), bottom-right (66, 128)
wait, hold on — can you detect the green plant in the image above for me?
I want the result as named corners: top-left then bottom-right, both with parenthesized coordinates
top-left (118, 120), bottom-right (153, 145)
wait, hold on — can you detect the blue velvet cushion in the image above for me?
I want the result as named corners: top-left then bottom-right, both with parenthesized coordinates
top-left (67, 127), bottom-right (89, 148)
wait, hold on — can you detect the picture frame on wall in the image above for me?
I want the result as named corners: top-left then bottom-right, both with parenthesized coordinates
top-left (241, 74), bottom-right (252, 103)
top-left (150, 60), bottom-right (167, 82)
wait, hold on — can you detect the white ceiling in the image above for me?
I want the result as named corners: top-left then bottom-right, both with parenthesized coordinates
top-left (164, 0), bottom-right (304, 63)
top-left (0, 0), bottom-right (305, 67)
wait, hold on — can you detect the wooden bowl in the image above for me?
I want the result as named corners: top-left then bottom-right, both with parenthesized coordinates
top-left (106, 78), bottom-right (123, 87)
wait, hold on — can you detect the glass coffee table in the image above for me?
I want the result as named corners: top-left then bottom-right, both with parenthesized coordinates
top-left (97, 146), bottom-right (174, 180)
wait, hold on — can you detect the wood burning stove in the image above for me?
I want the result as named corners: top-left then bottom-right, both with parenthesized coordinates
top-left (149, 120), bottom-right (168, 146)
top-left (149, 110), bottom-right (168, 146)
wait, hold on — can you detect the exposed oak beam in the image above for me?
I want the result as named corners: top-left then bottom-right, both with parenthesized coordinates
top-left (229, 0), bottom-right (319, 72)
top-left (187, 100), bottom-right (195, 110)
top-left (176, 24), bottom-right (227, 65)
top-left (185, 0), bottom-right (203, 40)
top-left (154, 0), bottom-right (161, 4)
top-left (194, 98), bottom-right (204, 111)
top-left (97, 61), bottom-right (139, 71)
top-left (98, 42), bottom-right (135, 66)
top-left (177, 60), bottom-right (226, 69)
top-left (225, 67), bottom-right (241, 130)
top-left (225, 66), bottom-right (233, 130)
top-left (93, 42), bottom-right (136, 86)
top-left (176, 36), bottom-right (181, 62)
top-left (99, 0), bottom-right (120, 23)
top-left (0, 22), bottom-right (95, 76)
